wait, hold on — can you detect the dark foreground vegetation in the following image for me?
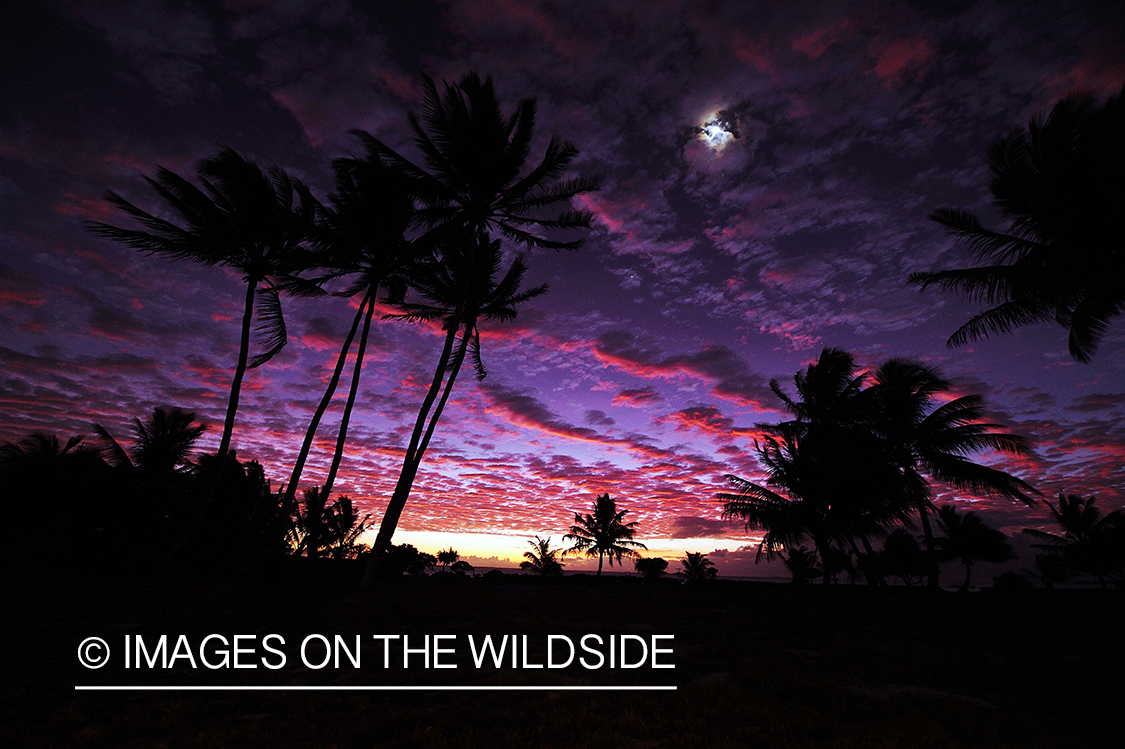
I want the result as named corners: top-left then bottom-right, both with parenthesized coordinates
top-left (9, 570), bottom-right (1124, 748)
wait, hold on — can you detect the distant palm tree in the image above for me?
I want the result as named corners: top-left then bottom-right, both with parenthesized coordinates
top-left (680, 552), bottom-right (718, 580)
top-left (870, 358), bottom-right (1036, 589)
top-left (436, 547), bottom-right (460, 571)
top-left (934, 504), bottom-right (1015, 592)
top-left (1023, 493), bottom-right (1124, 589)
top-left (87, 147), bottom-right (314, 460)
top-left (520, 536), bottom-right (565, 576)
top-left (360, 72), bottom-right (600, 589)
top-left (564, 493), bottom-right (647, 576)
top-left (910, 85), bottom-right (1125, 362)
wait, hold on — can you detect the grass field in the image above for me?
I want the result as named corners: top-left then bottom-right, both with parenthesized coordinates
top-left (9, 567), bottom-right (1124, 748)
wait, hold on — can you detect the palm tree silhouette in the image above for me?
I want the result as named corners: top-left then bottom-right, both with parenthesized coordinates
top-left (680, 551), bottom-right (718, 580)
top-left (721, 349), bottom-right (1035, 587)
top-left (322, 495), bottom-right (371, 560)
top-left (870, 358), bottom-right (1036, 589)
top-left (282, 148), bottom-right (424, 508)
top-left (360, 72), bottom-right (600, 589)
top-left (910, 85), bottom-right (1125, 362)
top-left (94, 407), bottom-right (206, 479)
top-left (436, 547), bottom-right (460, 571)
top-left (1023, 493), bottom-right (1124, 588)
top-left (780, 546), bottom-right (821, 585)
top-left (564, 493), bottom-right (646, 576)
top-left (520, 536), bottom-right (565, 576)
top-left (720, 349), bottom-right (903, 584)
top-left (87, 147), bottom-right (314, 461)
top-left (295, 486), bottom-right (330, 560)
top-left (934, 504), bottom-right (1015, 592)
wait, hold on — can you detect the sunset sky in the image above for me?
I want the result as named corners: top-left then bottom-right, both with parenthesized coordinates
top-left (2, 0), bottom-right (1122, 575)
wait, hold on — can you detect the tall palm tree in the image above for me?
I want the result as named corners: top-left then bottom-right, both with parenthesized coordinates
top-left (909, 85), bottom-right (1125, 362)
top-left (360, 72), bottom-right (600, 588)
top-left (564, 493), bottom-right (647, 575)
top-left (87, 147), bottom-right (314, 461)
top-left (282, 149), bottom-right (424, 508)
top-left (934, 504), bottom-right (1015, 592)
top-left (520, 536), bottom-right (565, 576)
top-left (870, 358), bottom-right (1037, 589)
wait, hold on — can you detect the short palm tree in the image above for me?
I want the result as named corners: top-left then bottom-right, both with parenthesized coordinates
top-left (321, 495), bottom-right (371, 560)
top-left (94, 407), bottom-right (206, 479)
top-left (680, 551), bottom-right (718, 580)
top-left (910, 85), bottom-right (1125, 362)
top-left (934, 504), bottom-right (1015, 592)
top-left (520, 536), bottom-right (565, 576)
top-left (1023, 493), bottom-right (1124, 588)
top-left (436, 547), bottom-right (460, 571)
top-left (360, 72), bottom-right (600, 589)
top-left (564, 493), bottom-right (647, 575)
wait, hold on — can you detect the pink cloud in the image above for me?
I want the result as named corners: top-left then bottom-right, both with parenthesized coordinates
top-left (868, 37), bottom-right (934, 86)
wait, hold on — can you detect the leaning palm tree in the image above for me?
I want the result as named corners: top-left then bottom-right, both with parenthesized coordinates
top-left (520, 536), bottom-right (565, 576)
top-left (87, 147), bottom-right (314, 461)
top-left (870, 358), bottom-right (1037, 589)
top-left (282, 150), bottom-right (424, 508)
top-left (934, 504), bottom-right (1015, 592)
top-left (910, 85), bottom-right (1125, 362)
top-left (360, 72), bottom-right (600, 589)
top-left (564, 493), bottom-right (647, 576)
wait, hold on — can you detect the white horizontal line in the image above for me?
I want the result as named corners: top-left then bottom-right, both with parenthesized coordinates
top-left (75, 685), bottom-right (677, 692)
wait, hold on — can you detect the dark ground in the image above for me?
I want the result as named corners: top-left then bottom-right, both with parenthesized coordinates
top-left (7, 566), bottom-right (1124, 748)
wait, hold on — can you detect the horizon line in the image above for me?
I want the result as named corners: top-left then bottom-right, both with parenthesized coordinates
top-left (75, 685), bottom-right (677, 691)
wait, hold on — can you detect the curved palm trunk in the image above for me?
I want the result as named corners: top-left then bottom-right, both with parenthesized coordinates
top-left (321, 294), bottom-right (378, 499)
top-left (284, 291), bottom-right (373, 505)
top-left (362, 238), bottom-right (481, 591)
top-left (162, 278), bottom-right (257, 566)
top-left (217, 279), bottom-right (259, 460)
top-left (361, 321), bottom-right (462, 589)
top-left (597, 551), bottom-right (604, 576)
